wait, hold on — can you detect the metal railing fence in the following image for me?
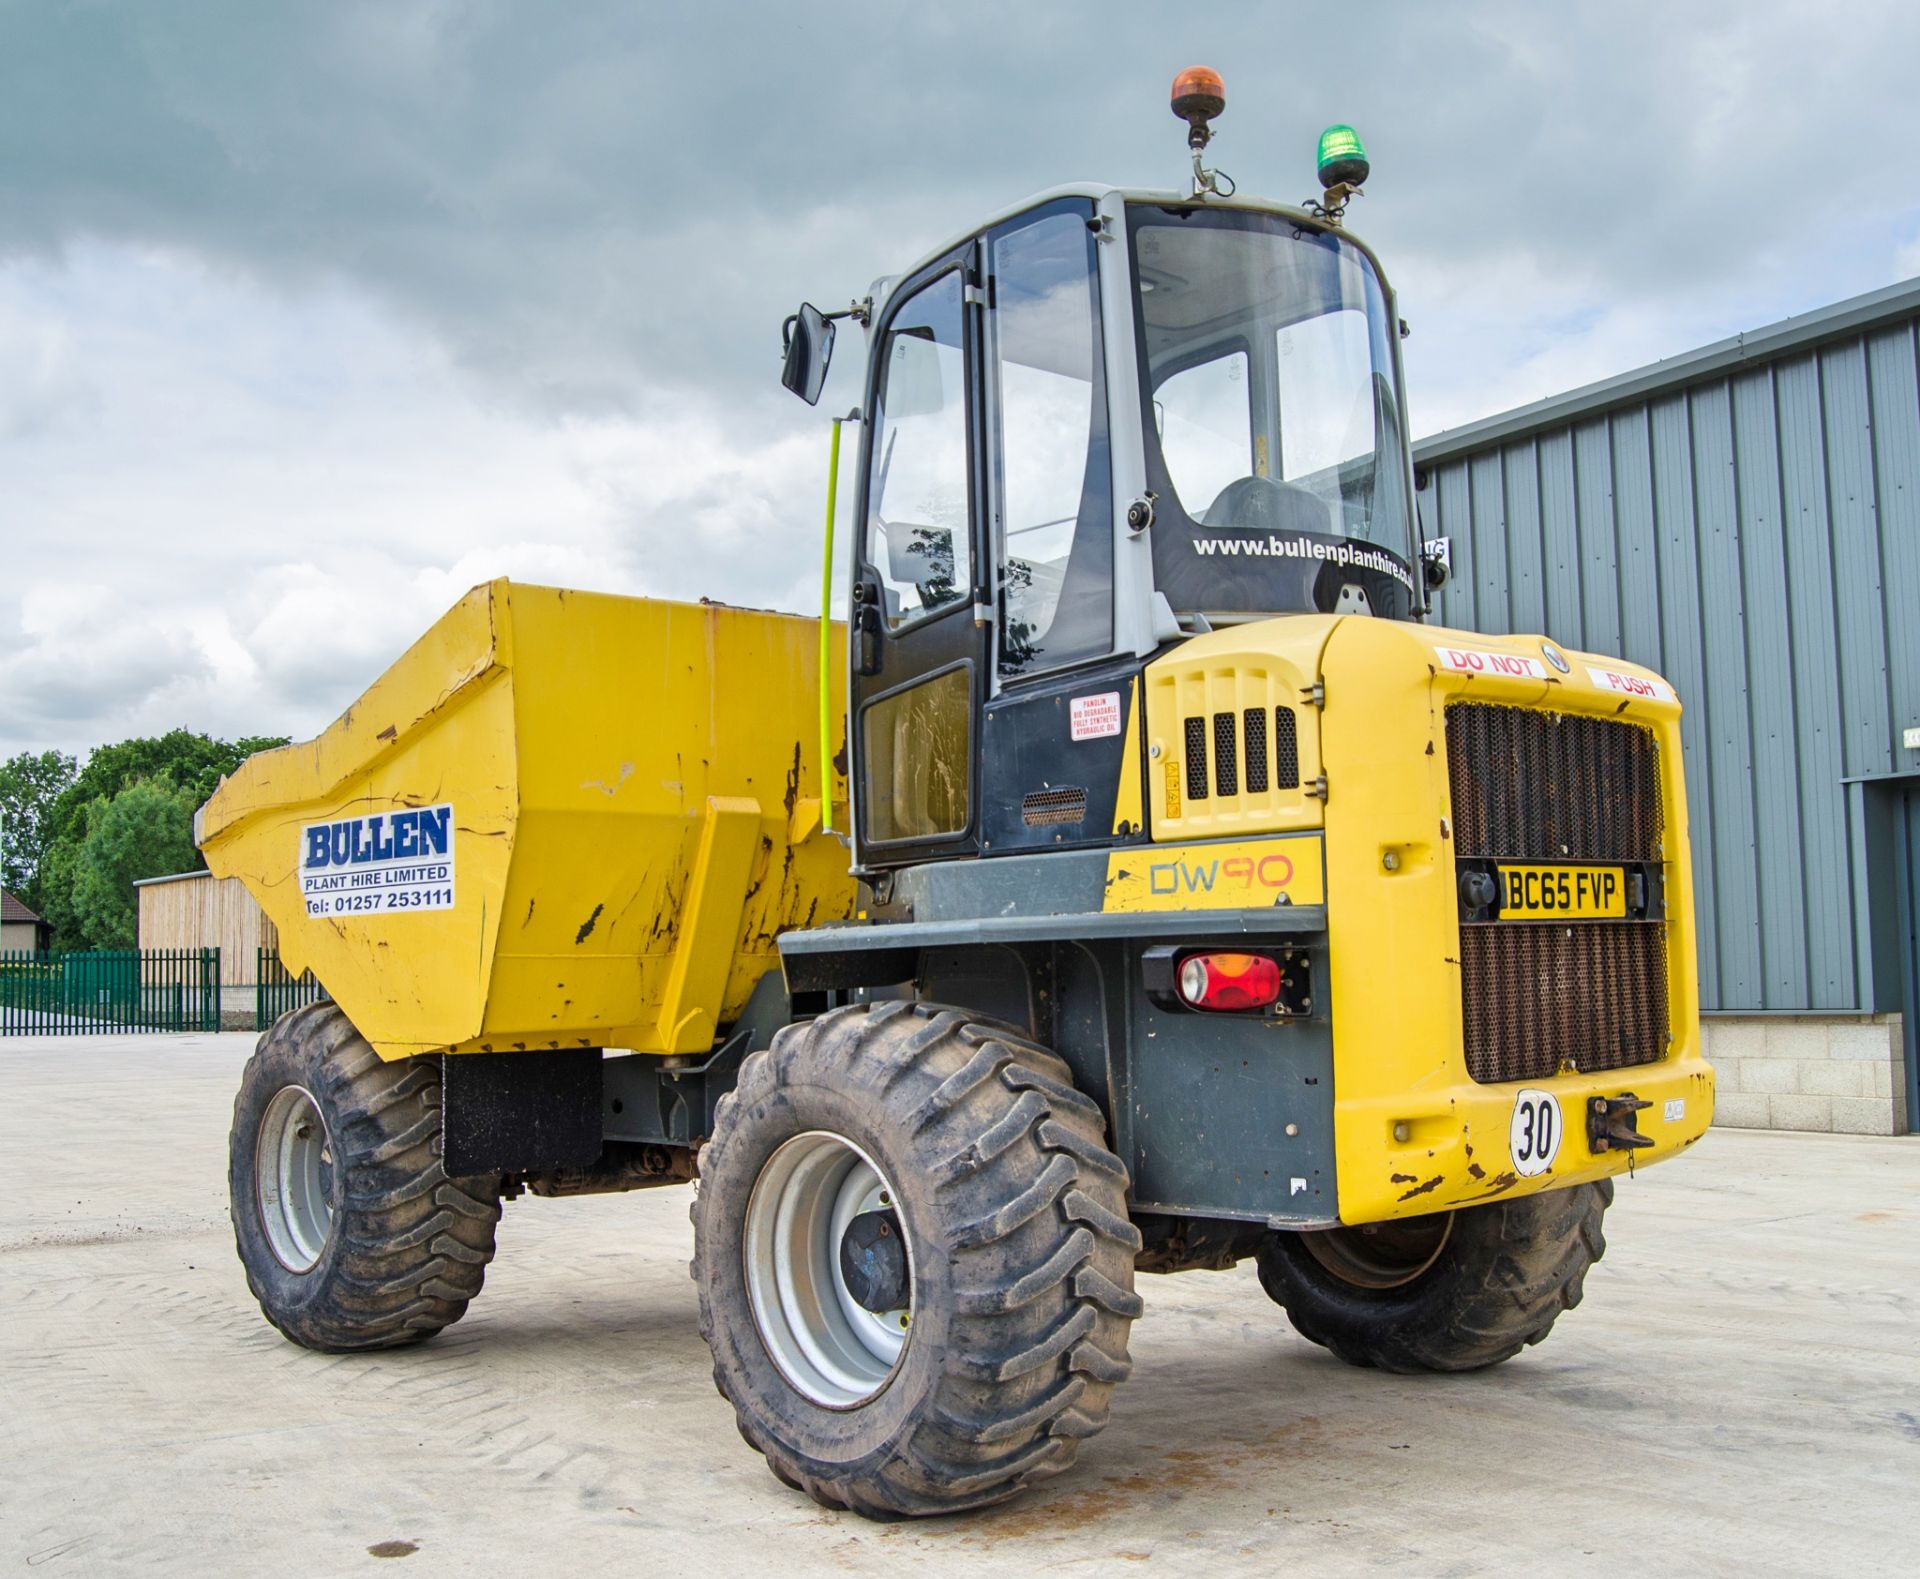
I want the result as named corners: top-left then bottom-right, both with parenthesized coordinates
top-left (255, 948), bottom-right (326, 1030)
top-left (0, 948), bottom-right (221, 1034)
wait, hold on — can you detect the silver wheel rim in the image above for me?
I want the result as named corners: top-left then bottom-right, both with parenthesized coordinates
top-left (742, 1131), bottom-right (913, 1409)
top-left (256, 1085), bottom-right (335, 1273)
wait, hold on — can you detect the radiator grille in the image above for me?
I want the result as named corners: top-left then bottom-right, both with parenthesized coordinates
top-left (1458, 923), bottom-right (1669, 1084)
top-left (1447, 703), bottom-right (1662, 862)
top-left (1448, 703), bottom-right (1668, 1085)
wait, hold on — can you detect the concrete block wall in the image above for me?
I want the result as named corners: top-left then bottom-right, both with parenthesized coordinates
top-left (1704, 1016), bottom-right (1909, 1135)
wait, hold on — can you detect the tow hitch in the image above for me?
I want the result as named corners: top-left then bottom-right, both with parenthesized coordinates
top-left (1587, 1093), bottom-right (1654, 1154)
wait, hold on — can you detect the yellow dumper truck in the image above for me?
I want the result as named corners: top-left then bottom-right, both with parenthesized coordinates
top-left (203, 73), bottom-right (1712, 1518)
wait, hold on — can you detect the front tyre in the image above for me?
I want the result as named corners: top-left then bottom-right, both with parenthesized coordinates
top-left (693, 1002), bottom-right (1141, 1518)
top-left (229, 1002), bottom-right (502, 1351)
top-left (1254, 1180), bottom-right (1612, 1373)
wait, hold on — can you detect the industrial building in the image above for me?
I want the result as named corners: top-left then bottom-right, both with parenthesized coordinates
top-left (1414, 278), bottom-right (1920, 1134)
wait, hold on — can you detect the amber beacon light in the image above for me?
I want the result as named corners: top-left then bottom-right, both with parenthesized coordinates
top-left (1170, 65), bottom-right (1226, 149)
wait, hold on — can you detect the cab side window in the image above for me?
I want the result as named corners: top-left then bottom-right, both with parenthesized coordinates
top-left (987, 208), bottom-right (1111, 677)
top-left (866, 271), bottom-right (971, 627)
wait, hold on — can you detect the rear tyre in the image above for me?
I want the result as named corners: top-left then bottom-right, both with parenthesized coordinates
top-left (1254, 1180), bottom-right (1612, 1373)
top-left (693, 1001), bottom-right (1141, 1518)
top-left (229, 1002), bottom-right (502, 1351)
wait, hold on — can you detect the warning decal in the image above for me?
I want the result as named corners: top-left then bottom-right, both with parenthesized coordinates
top-left (1587, 665), bottom-right (1675, 702)
top-left (1434, 646), bottom-right (1550, 681)
top-left (1070, 691), bottom-right (1123, 741)
top-left (300, 803), bottom-right (456, 918)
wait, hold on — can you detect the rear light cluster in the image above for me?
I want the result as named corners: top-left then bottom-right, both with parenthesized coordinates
top-left (1177, 952), bottom-right (1282, 1012)
top-left (1142, 946), bottom-right (1311, 1017)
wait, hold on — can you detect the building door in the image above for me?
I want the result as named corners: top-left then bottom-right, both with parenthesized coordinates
top-left (1898, 789), bottom-right (1920, 1134)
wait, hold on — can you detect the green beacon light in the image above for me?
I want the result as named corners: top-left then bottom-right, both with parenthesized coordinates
top-left (1314, 124), bottom-right (1369, 225)
top-left (1316, 124), bottom-right (1370, 190)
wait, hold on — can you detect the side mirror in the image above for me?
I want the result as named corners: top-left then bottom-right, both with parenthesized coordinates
top-left (781, 303), bottom-right (836, 405)
top-left (1422, 535), bottom-right (1452, 592)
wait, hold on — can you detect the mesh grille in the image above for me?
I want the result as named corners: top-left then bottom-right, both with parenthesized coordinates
top-left (1448, 703), bottom-right (1668, 1084)
top-left (1021, 787), bottom-right (1087, 827)
top-left (1274, 707), bottom-right (1300, 790)
top-left (1459, 924), bottom-right (1669, 1083)
top-left (1243, 708), bottom-right (1269, 794)
top-left (1184, 716), bottom-right (1209, 801)
top-left (1179, 701), bottom-right (1305, 812)
top-left (1213, 712), bottom-right (1238, 797)
top-left (1447, 703), bottom-right (1662, 862)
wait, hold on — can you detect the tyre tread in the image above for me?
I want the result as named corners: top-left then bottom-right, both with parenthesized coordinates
top-left (231, 1004), bottom-right (501, 1353)
top-left (694, 1003), bottom-right (1138, 1517)
top-left (1255, 1181), bottom-right (1612, 1373)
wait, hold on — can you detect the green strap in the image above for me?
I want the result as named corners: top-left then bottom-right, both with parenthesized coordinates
top-left (818, 418), bottom-right (843, 834)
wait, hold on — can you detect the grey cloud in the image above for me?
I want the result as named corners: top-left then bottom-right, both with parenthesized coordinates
top-left (0, 597), bottom-right (212, 737)
top-left (8, 2), bottom-right (1913, 423)
top-left (3, 0), bottom-right (1918, 763)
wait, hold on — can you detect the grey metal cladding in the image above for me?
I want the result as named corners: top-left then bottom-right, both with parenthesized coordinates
top-left (1416, 283), bottom-right (1920, 1015)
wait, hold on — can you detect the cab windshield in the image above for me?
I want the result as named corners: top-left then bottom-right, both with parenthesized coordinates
top-left (1130, 206), bottom-right (1414, 594)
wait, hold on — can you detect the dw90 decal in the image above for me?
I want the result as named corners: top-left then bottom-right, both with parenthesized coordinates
top-left (1102, 835), bottom-right (1325, 913)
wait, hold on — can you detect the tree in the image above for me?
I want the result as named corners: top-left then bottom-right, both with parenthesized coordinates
top-left (46, 729), bottom-right (288, 850)
top-left (0, 749), bottom-right (78, 903)
top-left (29, 731), bottom-right (289, 951)
top-left (69, 779), bottom-right (201, 950)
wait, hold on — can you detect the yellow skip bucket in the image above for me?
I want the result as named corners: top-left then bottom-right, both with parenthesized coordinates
top-left (198, 581), bottom-right (854, 1060)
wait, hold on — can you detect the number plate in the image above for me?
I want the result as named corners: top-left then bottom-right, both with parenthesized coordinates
top-left (1495, 863), bottom-right (1626, 920)
top-left (1509, 1088), bottom-right (1564, 1176)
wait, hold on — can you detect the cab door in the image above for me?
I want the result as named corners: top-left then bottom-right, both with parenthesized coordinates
top-left (975, 197), bottom-right (1136, 853)
top-left (850, 248), bottom-right (988, 867)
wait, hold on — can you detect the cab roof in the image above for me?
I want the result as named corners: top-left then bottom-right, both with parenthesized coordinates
top-left (870, 183), bottom-right (1389, 331)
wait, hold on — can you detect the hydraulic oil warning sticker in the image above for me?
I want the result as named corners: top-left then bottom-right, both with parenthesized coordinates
top-left (1070, 691), bottom-right (1123, 740)
top-left (1434, 645), bottom-right (1549, 680)
top-left (300, 804), bottom-right (456, 917)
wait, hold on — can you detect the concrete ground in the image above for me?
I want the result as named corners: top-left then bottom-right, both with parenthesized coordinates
top-left (3, 1034), bottom-right (1915, 1577)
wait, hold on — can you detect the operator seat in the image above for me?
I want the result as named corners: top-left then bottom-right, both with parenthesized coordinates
top-left (1202, 474), bottom-right (1336, 535)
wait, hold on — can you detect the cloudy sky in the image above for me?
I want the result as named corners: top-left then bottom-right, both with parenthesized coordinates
top-left (3, 0), bottom-right (1918, 759)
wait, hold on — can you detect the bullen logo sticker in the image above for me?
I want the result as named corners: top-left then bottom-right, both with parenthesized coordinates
top-left (1069, 692), bottom-right (1122, 741)
top-left (300, 804), bottom-right (456, 917)
top-left (1434, 646), bottom-right (1549, 680)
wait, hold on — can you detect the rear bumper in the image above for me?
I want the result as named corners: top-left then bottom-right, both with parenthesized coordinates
top-left (1332, 1047), bottom-right (1715, 1225)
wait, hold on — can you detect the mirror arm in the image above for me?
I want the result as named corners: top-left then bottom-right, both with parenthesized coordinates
top-left (824, 296), bottom-right (873, 329)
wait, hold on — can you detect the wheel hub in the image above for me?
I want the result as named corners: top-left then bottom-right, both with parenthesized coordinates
top-left (1300, 1213), bottom-right (1453, 1290)
top-left (742, 1131), bottom-right (914, 1408)
top-left (838, 1210), bottom-right (909, 1313)
top-left (256, 1084), bottom-right (335, 1273)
